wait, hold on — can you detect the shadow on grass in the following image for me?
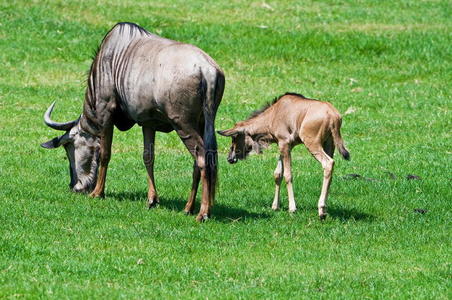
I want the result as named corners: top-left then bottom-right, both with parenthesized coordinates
top-left (108, 191), bottom-right (270, 222)
top-left (108, 191), bottom-right (145, 202)
top-left (327, 207), bottom-right (375, 222)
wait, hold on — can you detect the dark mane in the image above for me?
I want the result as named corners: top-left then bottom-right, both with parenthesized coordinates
top-left (88, 22), bottom-right (151, 105)
top-left (115, 22), bottom-right (150, 36)
top-left (247, 92), bottom-right (307, 119)
top-left (283, 92), bottom-right (307, 99)
top-left (82, 22), bottom-right (151, 136)
top-left (89, 23), bottom-right (148, 67)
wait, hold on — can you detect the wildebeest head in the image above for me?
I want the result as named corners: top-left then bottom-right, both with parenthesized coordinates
top-left (218, 126), bottom-right (267, 164)
top-left (41, 102), bottom-right (100, 193)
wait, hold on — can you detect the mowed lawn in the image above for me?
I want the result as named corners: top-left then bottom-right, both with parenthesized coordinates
top-left (0, 0), bottom-right (450, 298)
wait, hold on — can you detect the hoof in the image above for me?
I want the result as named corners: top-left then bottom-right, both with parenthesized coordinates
top-left (196, 214), bottom-right (209, 222)
top-left (271, 205), bottom-right (279, 211)
top-left (288, 208), bottom-right (297, 213)
top-left (184, 210), bottom-right (194, 216)
top-left (318, 206), bottom-right (327, 220)
top-left (89, 191), bottom-right (104, 198)
top-left (147, 200), bottom-right (159, 209)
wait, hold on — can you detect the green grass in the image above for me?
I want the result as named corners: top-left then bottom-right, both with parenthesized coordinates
top-left (0, 0), bottom-right (451, 298)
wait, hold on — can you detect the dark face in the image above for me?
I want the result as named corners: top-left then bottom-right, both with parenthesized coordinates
top-left (219, 127), bottom-right (267, 164)
top-left (42, 125), bottom-right (100, 193)
top-left (41, 102), bottom-right (100, 193)
top-left (226, 133), bottom-right (254, 164)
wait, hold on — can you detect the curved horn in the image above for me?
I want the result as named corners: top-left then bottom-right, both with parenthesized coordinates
top-left (44, 101), bottom-right (79, 131)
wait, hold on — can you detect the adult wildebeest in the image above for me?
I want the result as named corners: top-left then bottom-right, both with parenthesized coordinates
top-left (41, 22), bottom-right (225, 222)
top-left (218, 93), bottom-right (350, 219)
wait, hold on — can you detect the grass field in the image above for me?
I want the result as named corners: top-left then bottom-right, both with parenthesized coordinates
top-left (1, 0), bottom-right (451, 298)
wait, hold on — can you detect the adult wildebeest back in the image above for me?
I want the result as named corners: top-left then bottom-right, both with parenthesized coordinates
top-left (41, 22), bottom-right (225, 221)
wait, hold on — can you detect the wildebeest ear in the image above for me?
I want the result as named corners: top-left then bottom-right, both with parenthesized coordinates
top-left (41, 137), bottom-right (63, 149)
top-left (217, 129), bottom-right (239, 137)
top-left (253, 139), bottom-right (269, 154)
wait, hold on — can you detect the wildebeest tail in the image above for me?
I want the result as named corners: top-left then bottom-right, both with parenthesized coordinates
top-left (202, 70), bottom-right (225, 204)
top-left (331, 117), bottom-right (350, 160)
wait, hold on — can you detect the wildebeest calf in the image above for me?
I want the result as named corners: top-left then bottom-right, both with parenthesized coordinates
top-left (218, 93), bottom-right (350, 219)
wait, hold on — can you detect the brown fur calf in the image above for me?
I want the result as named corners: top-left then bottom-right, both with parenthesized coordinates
top-left (218, 92), bottom-right (350, 219)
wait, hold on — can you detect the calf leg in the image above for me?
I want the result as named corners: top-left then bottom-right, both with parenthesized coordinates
top-left (305, 142), bottom-right (335, 220)
top-left (323, 136), bottom-right (335, 158)
top-left (280, 143), bottom-right (296, 213)
top-left (142, 127), bottom-right (159, 208)
top-left (272, 157), bottom-right (284, 210)
top-left (89, 124), bottom-right (114, 198)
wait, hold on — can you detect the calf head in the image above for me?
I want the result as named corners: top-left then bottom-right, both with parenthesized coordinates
top-left (218, 126), bottom-right (268, 164)
top-left (41, 102), bottom-right (100, 193)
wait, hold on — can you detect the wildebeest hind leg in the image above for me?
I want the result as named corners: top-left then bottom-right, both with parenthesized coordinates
top-left (305, 141), bottom-right (334, 220)
top-left (175, 128), bottom-right (210, 221)
top-left (184, 162), bottom-right (200, 215)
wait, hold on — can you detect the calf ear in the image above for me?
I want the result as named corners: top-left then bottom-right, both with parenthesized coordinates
top-left (217, 128), bottom-right (239, 137)
top-left (41, 137), bottom-right (62, 149)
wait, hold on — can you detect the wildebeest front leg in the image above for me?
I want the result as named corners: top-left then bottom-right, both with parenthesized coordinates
top-left (89, 124), bottom-right (114, 198)
top-left (315, 151), bottom-right (334, 220)
top-left (280, 143), bottom-right (296, 213)
top-left (305, 141), bottom-right (335, 220)
top-left (272, 157), bottom-right (284, 210)
top-left (143, 127), bottom-right (159, 208)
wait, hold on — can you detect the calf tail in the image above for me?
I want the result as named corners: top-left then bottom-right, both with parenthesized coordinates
top-left (331, 117), bottom-right (350, 161)
top-left (202, 70), bottom-right (225, 204)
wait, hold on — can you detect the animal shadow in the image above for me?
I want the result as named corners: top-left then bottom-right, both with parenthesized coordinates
top-left (326, 206), bottom-right (375, 222)
top-left (108, 191), bottom-right (270, 222)
top-left (108, 191), bottom-right (145, 202)
top-left (158, 197), bottom-right (271, 222)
